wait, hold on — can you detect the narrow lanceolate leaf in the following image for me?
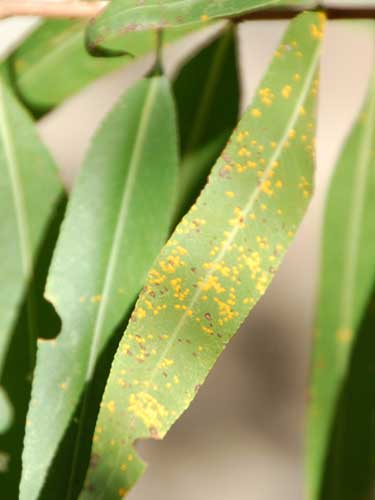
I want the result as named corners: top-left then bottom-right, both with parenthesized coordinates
top-left (82, 12), bottom-right (325, 499)
top-left (307, 73), bottom-right (375, 500)
top-left (173, 24), bottom-right (239, 221)
top-left (88, 0), bottom-right (300, 49)
top-left (2, 20), bottom-right (202, 117)
top-left (319, 286), bottom-right (375, 500)
top-left (0, 78), bottom-right (62, 432)
top-left (20, 76), bottom-right (178, 500)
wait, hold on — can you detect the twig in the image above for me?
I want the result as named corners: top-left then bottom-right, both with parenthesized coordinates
top-left (0, 1), bottom-right (107, 19)
top-left (0, 1), bottom-right (374, 21)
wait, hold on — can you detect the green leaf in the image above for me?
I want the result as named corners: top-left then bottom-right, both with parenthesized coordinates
top-left (20, 75), bottom-right (179, 500)
top-left (0, 78), bottom-right (62, 432)
top-left (2, 20), bottom-right (203, 117)
top-left (0, 199), bottom-right (64, 498)
top-left (307, 72), bottom-right (375, 500)
top-left (319, 286), bottom-right (375, 500)
top-left (173, 24), bottom-right (240, 221)
top-left (88, 0), bottom-right (301, 49)
top-left (81, 12), bottom-right (325, 499)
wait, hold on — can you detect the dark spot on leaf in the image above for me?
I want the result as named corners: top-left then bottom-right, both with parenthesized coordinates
top-left (90, 454), bottom-right (100, 469)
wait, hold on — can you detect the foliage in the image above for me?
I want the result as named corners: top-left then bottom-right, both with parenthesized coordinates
top-left (307, 73), bottom-right (375, 500)
top-left (0, 2), bottom-right (373, 500)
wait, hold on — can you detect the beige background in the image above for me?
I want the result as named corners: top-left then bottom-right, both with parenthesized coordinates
top-left (1, 16), bottom-right (374, 500)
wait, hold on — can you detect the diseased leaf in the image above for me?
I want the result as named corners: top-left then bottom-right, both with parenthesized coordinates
top-left (173, 24), bottom-right (239, 221)
top-left (0, 78), bottom-right (62, 432)
top-left (307, 72), bottom-right (375, 500)
top-left (2, 20), bottom-right (203, 117)
top-left (88, 0), bottom-right (301, 49)
top-left (81, 12), bottom-right (325, 499)
top-left (20, 75), bottom-right (179, 500)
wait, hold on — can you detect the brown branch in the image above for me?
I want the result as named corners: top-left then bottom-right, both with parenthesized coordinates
top-left (0, 0), bottom-right (107, 19)
top-left (236, 6), bottom-right (375, 21)
top-left (0, 1), bottom-right (374, 21)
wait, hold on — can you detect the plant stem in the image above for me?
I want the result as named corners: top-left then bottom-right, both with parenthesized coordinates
top-left (0, 2), bottom-right (375, 20)
top-left (0, 1), bottom-right (107, 20)
top-left (0, 1), bottom-right (375, 21)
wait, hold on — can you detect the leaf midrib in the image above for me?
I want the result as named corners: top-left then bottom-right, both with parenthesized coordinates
top-left (0, 82), bottom-right (32, 277)
top-left (140, 39), bottom-right (322, 402)
top-left (86, 77), bottom-right (160, 380)
top-left (95, 0), bottom-right (281, 33)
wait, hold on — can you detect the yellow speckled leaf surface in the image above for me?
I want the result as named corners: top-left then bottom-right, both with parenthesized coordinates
top-left (81, 12), bottom-right (325, 499)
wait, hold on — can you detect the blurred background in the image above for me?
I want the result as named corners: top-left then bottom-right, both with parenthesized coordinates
top-left (0, 15), bottom-right (374, 500)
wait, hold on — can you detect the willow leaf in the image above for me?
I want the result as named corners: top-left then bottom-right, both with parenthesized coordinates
top-left (319, 286), bottom-right (375, 500)
top-left (2, 20), bottom-right (202, 117)
top-left (0, 204), bottom-right (64, 498)
top-left (173, 24), bottom-right (239, 221)
top-left (307, 72), bottom-right (375, 500)
top-left (81, 12), bottom-right (325, 499)
top-left (20, 75), bottom-right (179, 500)
top-left (88, 0), bottom-right (301, 49)
top-left (0, 78), bottom-right (62, 432)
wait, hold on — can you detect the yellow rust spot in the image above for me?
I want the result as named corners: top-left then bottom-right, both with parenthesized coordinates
top-left (238, 146), bottom-right (250, 157)
top-left (236, 131), bottom-right (248, 143)
top-left (120, 463), bottom-right (127, 471)
top-left (118, 487), bottom-right (127, 497)
top-left (251, 108), bottom-right (262, 118)
top-left (200, 14), bottom-right (209, 21)
top-left (106, 400), bottom-right (116, 414)
top-left (158, 358), bottom-right (174, 369)
top-left (310, 23), bottom-right (324, 40)
top-left (225, 191), bottom-right (235, 198)
top-left (337, 328), bottom-right (353, 343)
top-left (136, 308), bottom-right (146, 319)
top-left (128, 392), bottom-right (168, 430)
top-left (281, 85), bottom-right (292, 99)
top-left (259, 87), bottom-right (274, 106)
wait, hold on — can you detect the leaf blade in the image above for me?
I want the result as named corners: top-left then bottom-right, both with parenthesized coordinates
top-left (173, 24), bottom-right (240, 221)
top-left (81, 12), bottom-right (325, 499)
top-left (0, 78), bottom-right (62, 432)
top-left (307, 71), bottom-right (375, 500)
top-left (88, 0), bottom-right (301, 48)
top-left (20, 76), bottom-right (179, 500)
top-left (2, 20), bottom-right (204, 116)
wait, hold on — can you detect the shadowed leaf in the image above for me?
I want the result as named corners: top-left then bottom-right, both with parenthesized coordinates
top-left (320, 287), bottom-right (375, 500)
top-left (0, 196), bottom-right (65, 498)
top-left (0, 78), bottom-right (62, 432)
top-left (173, 24), bottom-right (240, 221)
top-left (0, 79), bottom-right (63, 494)
top-left (81, 12), bottom-right (325, 499)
